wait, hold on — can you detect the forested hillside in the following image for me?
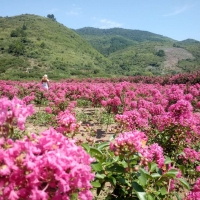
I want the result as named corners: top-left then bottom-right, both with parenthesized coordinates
top-left (0, 14), bottom-right (200, 80)
top-left (75, 27), bottom-right (175, 56)
top-left (0, 14), bottom-right (111, 80)
top-left (75, 27), bottom-right (200, 76)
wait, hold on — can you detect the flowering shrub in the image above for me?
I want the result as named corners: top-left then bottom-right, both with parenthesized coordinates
top-left (1, 75), bottom-right (200, 199)
top-left (186, 178), bottom-right (200, 200)
top-left (56, 109), bottom-right (81, 138)
top-left (115, 110), bottom-right (149, 131)
top-left (0, 128), bottom-right (94, 200)
top-left (0, 97), bottom-right (34, 138)
top-left (110, 131), bottom-right (165, 168)
top-left (88, 130), bottom-right (190, 199)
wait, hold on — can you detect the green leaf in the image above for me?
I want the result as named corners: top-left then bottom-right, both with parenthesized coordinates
top-left (151, 173), bottom-right (161, 178)
top-left (108, 176), bottom-right (116, 186)
top-left (91, 162), bottom-right (103, 172)
top-left (175, 193), bottom-right (182, 200)
top-left (157, 168), bottom-right (163, 175)
top-left (121, 160), bottom-right (128, 168)
top-left (118, 177), bottom-right (126, 185)
top-left (160, 187), bottom-right (167, 195)
top-left (146, 194), bottom-right (154, 200)
top-left (164, 157), bottom-right (173, 164)
top-left (138, 174), bottom-right (147, 187)
top-left (112, 156), bottom-right (119, 162)
top-left (132, 181), bottom-right (145, 192)
top-left (90, 147), bottom-right (103, 156)
top-left (90, 147), bottom-right (104, 162)
top-left (155, 177), bottom-right (167, 186)
top-left (140, 168), bottom-right (150, 176)
top-left (81, 143), bottom-right (90, 153)
top-left (95, 173), bottom-right (106, 179)
top-left (97, 142), bottom-right (110, 150)
top-left (187, 169), bottom-right (195, 175)
top-left (130, 160), bottom-right (137, 165)
top-left (137, 192), bottom-right (147, 200)
top-left (177, 178), bottom-right (190, 190)
top-left (164, 169), bottom-right (179, 178)
top-left (149, 162), bottom-right (157, 172)
top-left (70, 192), bottom-right (78, 200)
top-left (132, 182), bottom-right (146, 200)
top-left (91, 180), bottom-right (101, 188)
top-left (138, 169), bottom-right (148, 186)
top-left (107, 164), bottom-right (125, 173)
top-left (178, 165), bottom-right (185, 174)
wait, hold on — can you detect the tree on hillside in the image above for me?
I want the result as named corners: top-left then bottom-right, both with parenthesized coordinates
top-left (22, 23), bottom-right (27, 30)
top-left (47, 14), bottom-right (56, 21)
top-left (156, 50), bottom-right (165, 57)
top-left (8, 40), bottom-right (25, 56)
top-left (10, 27), bottom-right (26, 37)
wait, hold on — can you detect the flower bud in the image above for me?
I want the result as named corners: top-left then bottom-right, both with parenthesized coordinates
top-left (114, 151), bottom-right (119, 156)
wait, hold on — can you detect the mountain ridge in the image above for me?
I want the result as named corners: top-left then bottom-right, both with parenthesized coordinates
top-left (74, 27), bottom-right (176, 42)
top-left (74, 27), bottom-right (200, 43)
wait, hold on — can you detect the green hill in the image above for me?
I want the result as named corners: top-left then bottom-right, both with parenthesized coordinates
top-left (178, 39), bottom-right (200, 45)
top-left (74, 27), bottom-right (175, 56)
top-left (75, 27), bottom-right (200, 75)
top-left (0, 14), bottom-right (111, 80)
top-left (0, 14), bottom-right (200, 80)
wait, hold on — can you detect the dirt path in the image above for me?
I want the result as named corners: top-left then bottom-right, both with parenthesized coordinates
top-left (26, 106), bottom-right (117, 144)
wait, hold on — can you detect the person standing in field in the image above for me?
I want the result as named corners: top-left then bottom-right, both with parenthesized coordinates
top-left (41, 74), bottom-right (49, 90)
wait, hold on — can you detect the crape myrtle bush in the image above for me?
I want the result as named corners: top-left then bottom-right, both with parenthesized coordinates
top-left (0, 70), bottom-right (200, 199)
top-left (0, 97), bottom-right (94, 200)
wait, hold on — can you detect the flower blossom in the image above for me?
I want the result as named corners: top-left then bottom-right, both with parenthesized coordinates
top-left (0, 97), bottom-right (35, 131)
top-left (0, 128), bottom-right (94, 200)
top-left (186, 178), bottom-right (200, 200)
top-left (110, 131), bottom-right (164, 168)
top-left (56, 109), bottom-right (79, 134)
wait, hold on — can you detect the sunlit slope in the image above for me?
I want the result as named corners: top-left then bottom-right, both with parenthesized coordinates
top-left (0, 14), bottom-right (111, 80)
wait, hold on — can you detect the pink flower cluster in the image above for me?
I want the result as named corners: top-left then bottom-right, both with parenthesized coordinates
top-left (0, 97), bottom-right (35, 132)
top-left (152, 99), bottom-right (200, 134)
top-left (196, 166), bottom-right (200, 172)
top-left (0, 128), bottom-right (94, 200)
top-left (45, 106), bottom-right (52, 114)
top-left (168, 99), bottom-right (193, 121)
top-left (147, 143), bottom-right (165, 168)
top-left (115, 110), bottom-right (149, 130)
top-left (56, 110), bottom-right (80, 134)
top-left (22, 93), bottom-right (35, 105)
top-left (110, 130), bottom-right (148, 154)
top-left (101, 96), bottom-right (121, 113)
top-left (110, 131), bottom-right (164, 168)
top-left (166, 85), bottom-right (184, 101)
top-left (180, 148), bottom-right (200, 163)
top-left (186, 178), bottom-right (200, 200)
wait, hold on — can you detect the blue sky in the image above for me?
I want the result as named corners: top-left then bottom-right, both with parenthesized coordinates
top-left (1, 0), bottom-right (199, 41)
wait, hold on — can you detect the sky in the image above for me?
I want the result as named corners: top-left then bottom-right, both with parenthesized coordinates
top-left (1, 0), bottom-right (200, 41)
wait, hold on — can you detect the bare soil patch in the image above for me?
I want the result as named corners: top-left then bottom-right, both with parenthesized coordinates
top-left (156, 46), bottom-right (194, 71)
top-left (26, 106), bottom-right (117, 143)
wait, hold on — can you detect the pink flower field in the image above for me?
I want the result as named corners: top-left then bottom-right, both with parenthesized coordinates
top-left (0, 73), bottom-right (200, 199)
